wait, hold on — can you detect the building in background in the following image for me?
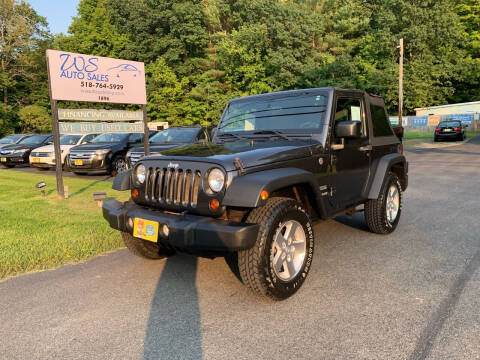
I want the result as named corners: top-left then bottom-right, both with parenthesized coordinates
top-left (415, 101), bottom-right (480, 117)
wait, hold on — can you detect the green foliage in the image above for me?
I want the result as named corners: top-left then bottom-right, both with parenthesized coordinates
top-left (2, 0), bottom-right (480, 132)
top-left (18, 105), bottom-right (51, 133)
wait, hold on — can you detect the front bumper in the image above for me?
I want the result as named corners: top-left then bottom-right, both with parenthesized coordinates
top-left (0, 153), bottom-right (28, 165)
top-left (103, 199), bottom-right (259, 254)
top-left (30, 155), bottom-right (56, 167)
top-left (68, 156), bottom-right (109, 172)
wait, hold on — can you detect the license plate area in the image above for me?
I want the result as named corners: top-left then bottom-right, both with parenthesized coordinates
top-left (32, 157), bottom-right (40, 163)
top-left (74, 159), bottom-right (83, 166)
top-left (133, 218), bottom-right (159, 242)
top-left (1, 157), bottom-right (6, 162)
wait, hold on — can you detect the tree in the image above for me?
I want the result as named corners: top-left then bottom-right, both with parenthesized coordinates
top-left (18, 104), bottom-right (51, 133)
top-left (0, 0), bottom-right (49, 106)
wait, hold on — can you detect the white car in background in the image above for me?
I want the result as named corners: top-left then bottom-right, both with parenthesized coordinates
top-left (30, 133), bottom-right (99, 171)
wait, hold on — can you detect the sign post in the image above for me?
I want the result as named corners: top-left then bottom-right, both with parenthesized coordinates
top-left (46, 49), bottom-right (147, 199)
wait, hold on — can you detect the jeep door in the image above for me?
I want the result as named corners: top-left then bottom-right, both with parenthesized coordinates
top-left (329, 92), bottom-right (371, 210)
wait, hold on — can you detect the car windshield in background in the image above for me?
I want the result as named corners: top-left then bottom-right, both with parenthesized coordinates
top-left (149, 128), bottom-right (198, 143)
top-left (0, 135), bottom-right (22, 144)
top-left (439, 121), bottom-right (461, 127)
top-left (60, 135), bottom-right (82, 145)
top-left (18, 135), bottom-right (47, 144)
top-left (91, 133), bottom-right (128, 143)
top-left (217, 93), bottom-right (328, 134)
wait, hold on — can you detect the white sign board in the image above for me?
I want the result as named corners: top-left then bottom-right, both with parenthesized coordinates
top-left (58, 108), bottom-right (143, 121)
top-left (47, 49), bottom-right (146, 104)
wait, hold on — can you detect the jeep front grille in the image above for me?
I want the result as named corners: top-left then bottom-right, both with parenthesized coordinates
top-left (145, 167), bottom-right (201, 207)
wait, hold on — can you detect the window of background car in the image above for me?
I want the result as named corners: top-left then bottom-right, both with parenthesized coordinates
top-left (149, 128), bottom-right (199, 143)
top-left (439, 121), bottom-right (461, 128)
top-left (18, 135), bottom-right (47, 144)
top-left (218, 94), bottom-right (328, 133)
top-left (60, 135), bottom-right (82, 145)
top-left (370, 105), bottom-right (394, 137)
top-left (0, 135), bottom-right (21, 144)
top-left (81, 134), bottom-right (98, 144)
top-left (91, 133), bottom-right (128, 143)
top-left (128, 133), bottom-right (143, 143)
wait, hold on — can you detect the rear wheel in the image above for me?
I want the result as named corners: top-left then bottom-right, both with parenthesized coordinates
top-left (365, 171), bottom-right (402, 234)
top-left (237, 197), bottom-right (314, 300)
top-left (122, 232), bottom-right (175, 260)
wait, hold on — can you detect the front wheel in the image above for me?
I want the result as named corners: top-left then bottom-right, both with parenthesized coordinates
top-left (238, 197), bottom-right (314, 301)
top-left (365, 172), bottom-right (402, 234)
top-left (111, 156), bottom-right (127, 176)
top-left (122, 232), bottom-right (175, 260)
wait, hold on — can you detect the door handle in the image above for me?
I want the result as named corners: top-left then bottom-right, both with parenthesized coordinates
top-left (359, 145), bottom-right (372, 152)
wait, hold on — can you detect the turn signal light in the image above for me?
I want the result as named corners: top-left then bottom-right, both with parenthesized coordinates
top-left (209, 198), bottom-right (220, 211)
top-left (131, 188), bottom-right (139, 199)
top-left (261, 190), bottom-right (269, 201)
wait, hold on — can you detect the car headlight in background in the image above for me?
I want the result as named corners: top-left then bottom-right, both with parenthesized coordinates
top-left (95, 149), bottom-right (111, 156)
top-left (207, 168), bottom-right (225, 193)
top-left (135, 164), bottom-right (146, 184)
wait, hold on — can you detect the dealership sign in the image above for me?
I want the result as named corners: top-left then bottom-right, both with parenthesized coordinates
top-left (58, 108), bottom-right (143, 121)
top-left (59, 122), bottom-right (143, 134)
top-left (46, 50), bottom-right (146, 104)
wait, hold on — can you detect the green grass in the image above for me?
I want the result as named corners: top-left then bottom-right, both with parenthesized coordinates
top-left (0, 170), bottom-right (129, 280)
top-left (403, 131), bottom-right (478, 140)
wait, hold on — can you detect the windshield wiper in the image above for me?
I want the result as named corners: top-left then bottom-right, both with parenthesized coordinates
top-left (216, 133), bottom-right (249, 142)
top-left (251, 130), bottom-right (291, 141)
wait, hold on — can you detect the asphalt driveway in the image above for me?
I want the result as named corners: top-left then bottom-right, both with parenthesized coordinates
top-left (1, 137), bottom-right (479, 360)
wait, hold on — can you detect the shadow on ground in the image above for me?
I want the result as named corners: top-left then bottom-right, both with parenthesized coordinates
top-left (143, 255), bottom-right (203, 360)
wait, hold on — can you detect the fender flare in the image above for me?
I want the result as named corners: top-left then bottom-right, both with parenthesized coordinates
top-left (112, 169), bottom-right (132, 191)
top-left (222, 167), bottom-right (323, 209)
top-left (367, 154), bottom-right (407, 199)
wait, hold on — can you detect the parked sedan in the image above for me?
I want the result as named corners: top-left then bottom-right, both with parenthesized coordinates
top-left (68, 132), bottom-right (155, 175)
top-left (0, 134), bottom-right (34, 149)
top-left (29, 133), bottom-right (99, 171)
top-left (126, 126), bottom-right (210, 167)
top-left (0, 134), bottom-right (53, 168)
top-left (434, 121), bottom-right (466, 142)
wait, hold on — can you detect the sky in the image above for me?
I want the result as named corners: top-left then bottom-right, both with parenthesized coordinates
top-left (29, 0), bottom-right (80, 34)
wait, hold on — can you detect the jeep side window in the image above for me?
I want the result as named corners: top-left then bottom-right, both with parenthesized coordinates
top-left (334, 98), bottom-right (365, 135)
top-left (370, 105), bottom-right (394, 137)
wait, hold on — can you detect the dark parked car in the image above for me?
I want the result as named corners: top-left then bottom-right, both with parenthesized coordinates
top-left (103, 88), bottom-right (408, 300)
top-left (0, 134), bottom-right (34, 149)
top-left (0, 134), bottom-right (53, 168)
top-left (68, 132), bottom-right (155, 175)
top-left (126, 126), bottom-right (210, 167)
top-left (434, 120), bottom-right (466, 142)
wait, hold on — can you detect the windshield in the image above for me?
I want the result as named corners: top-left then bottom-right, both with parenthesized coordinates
top-left (91, 133), bottom-right (128, 143)
top-left (439, 121), bottom-right (461, 127)
top-left (217, 93), bottom-right (328, 134)
top-left (60, 135), bottom-right (82, 145)
top-left (0, 135), bottom-right (22, 144)
top-left (18, 135), bottom-right (48, 144)
top-left (149, 128), bottom-right (199, 143)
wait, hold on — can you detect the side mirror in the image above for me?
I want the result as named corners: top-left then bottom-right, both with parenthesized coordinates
top-left (332, 121), bottom-right (362, 151)
top-left (335, 121), bottom-right (362, 138)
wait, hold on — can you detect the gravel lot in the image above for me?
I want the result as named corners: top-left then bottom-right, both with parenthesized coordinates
top-left (1, 137), bottom-right (479, 360)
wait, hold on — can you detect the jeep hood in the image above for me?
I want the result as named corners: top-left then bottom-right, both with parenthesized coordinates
top-left (145, 140), bottom-right (315, 171)
top-left (130, 143), bottom-right (183, 154)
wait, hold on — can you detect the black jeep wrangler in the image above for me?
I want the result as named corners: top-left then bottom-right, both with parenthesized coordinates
top-left (103, 88), bottom-right (408, 300)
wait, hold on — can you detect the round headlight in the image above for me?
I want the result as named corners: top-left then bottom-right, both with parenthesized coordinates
top-left (135, 164), bottom-right (146, 184)
top-left (208, 168), bottom-right (225, 193)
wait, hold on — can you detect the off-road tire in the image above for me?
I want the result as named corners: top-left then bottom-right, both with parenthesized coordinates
top-left (365, 171), bottom-right (402, 234)
top-left (121, 232), bottom-right (175, 260)
top-left (238, 197), bottom-right (314, 301)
